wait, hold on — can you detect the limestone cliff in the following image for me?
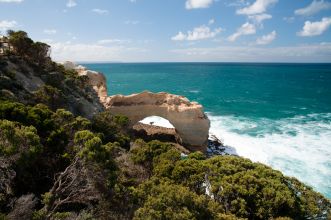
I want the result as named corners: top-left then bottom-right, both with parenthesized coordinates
top-left (0, 58), bottom-right (104, 118)
top-left (105, 91), bottom-right (210, 151)
top-left (61, 62), bottom-right (211, 151)
top-left (62, 61), bottom-right (108, 103)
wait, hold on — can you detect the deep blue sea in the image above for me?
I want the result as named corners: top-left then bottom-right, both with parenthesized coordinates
top-left (84, 63), bottom-right (331, 199)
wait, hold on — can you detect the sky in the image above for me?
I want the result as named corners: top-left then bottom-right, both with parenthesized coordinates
top-left (0, 0), bottom-right (331, 62)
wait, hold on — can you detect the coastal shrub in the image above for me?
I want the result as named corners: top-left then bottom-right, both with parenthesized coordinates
top-left (200, 156), bottom-right (331, 219)
top-left (130, 141), bottom-right (331, 219)
top-left (91, 110), bottom-right (130, 148)
top-left (130, 139), bottom-right (174, 170)
top-left (34, 85), bottom-right (63, 110)
top-left (7, 30), bottom-right (51, 66)
top-left (63, 69), bottom-right (78, 80)
top-left (0, 119), bottom-right (42, 157)
top-left (152, 148), bottom-right (181, 178)
top-left (133, 178), bottom-right (228, 220)
top-left (54, 109), bottom-right (91, 130)
top-left (26, 104), bottom-right (54, 133)
top-left (170, 157), bottom-right (207, 194)
top-left (188, 151), bottom-right (206, 160)
top-left (0, 101), bottom-right (28, 123)
top-left (7, 30), bottom-right (33, 58)
top-left (74, 130), bottom-right (118, 187)
top-left (0, 101), bottom-right (55, 136)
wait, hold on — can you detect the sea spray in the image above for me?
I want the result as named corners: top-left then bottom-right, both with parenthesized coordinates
top-left (208, 113), bottom-right (331, 199)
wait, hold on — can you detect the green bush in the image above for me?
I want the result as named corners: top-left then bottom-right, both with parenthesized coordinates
top-left (91, 111), bottom-right (129, 148)
top-left (34, 85), bottom-right (63, 110)
top-left (130, 141), bottom-right (331, 219)
top-left (203, 156), bottom-right (330, 219)
top-left (0, 119), bottom-right (42, 157)
top-left (133, 179), bottom-right (228, 220)
top-left (74, 130), bottom-right (118, 187)
top-left (26, 104), bottom-right (54, 133)
top-left (130, 139), bottom-right (174, 168)
top-left (0, 101), bottom-right (28, 123)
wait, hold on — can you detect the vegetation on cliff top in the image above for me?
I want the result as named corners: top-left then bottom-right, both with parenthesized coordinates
top-left (0, 31), bottom-right (330, 219)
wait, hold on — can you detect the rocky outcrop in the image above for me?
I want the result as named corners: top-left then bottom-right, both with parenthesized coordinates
top-left (0, 58), bottom-right (104, 118)
top-left (62, 61), bottom-right (108, 103)
top-left (61, 62), bottom-right (210, 151)
top-left (104, 91), bottom-right (210, 151)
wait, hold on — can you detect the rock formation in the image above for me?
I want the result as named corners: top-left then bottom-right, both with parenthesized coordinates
top-left (62, 61), bottom-right (108, 103)
top-left (62, 62), bottom-right (210, 151)
top-left (104, 91), bottom-right (210, 151)
top-left (0, 59), bottom-right (104, 118)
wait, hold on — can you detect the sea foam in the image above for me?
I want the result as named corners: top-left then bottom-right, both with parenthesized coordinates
top-left (208, 113), bottom-right (331, 199)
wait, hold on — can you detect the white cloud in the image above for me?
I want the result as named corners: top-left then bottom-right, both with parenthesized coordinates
top-left (66, 0), bottom-right (77, 8)
top-left (0, 0), bottom-right (23, 2)
top-left (237, 0), bottom-right (278, 15)
top-left (0, 20), bottom-right (17, 31)
top-left (297, 17), bottom-right (331, 36)
top-left (283, 16), bottom-right (295, 23)
top-left (228, 22), bottom-right (256, 42)
top-left (43, 29), bottom-right (57, 35)
top-left (49, 41), bottom-right (148, 62)
top-left (226, 0), bottom-right (249, 7)
top-left (171, 32), bottom-right (187, 41)
top-left (171, 43), bottom-right (331, 62)
top-left (208, 19), bottom-right (215, 25)
top-left (97, 39), bottom-right (131, 44)
top-left (48, 41), bottom-right (331, 62)
top-left (92, 8), bottom-right (109, 14)
top-left (295, 0), bottom-right (331, 16)
top-left (124, 20), bottom-right (140, 25)
top-left (39, 39), bottom-right (54, 44)
top-left (172, 25), bottom-right (222, 41)
top-left (256, 30), bottom-right (276, 45)
top-left (129, 0), bottom-right (137, 2)
top-left (185, 0), bottom-right (214, 9)
top-left (248, 13), bottom-right (272, 24)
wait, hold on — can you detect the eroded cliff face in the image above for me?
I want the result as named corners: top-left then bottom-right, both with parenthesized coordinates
top-left (62, 61), bottom-right (108, 103)
top-left (0, 58), bottom-right (104, 118)
top-left (105, 91), bottom-right (210, 151)
top-left (62, 62), bottom-right (211, 151)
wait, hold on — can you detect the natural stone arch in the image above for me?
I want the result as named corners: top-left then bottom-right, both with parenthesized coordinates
top-left (134, 116), bottom-right (181, 144)
top-left (104, 91), bottom-right (210, 151)
top-left (139, 116), bottom-right (175, 128)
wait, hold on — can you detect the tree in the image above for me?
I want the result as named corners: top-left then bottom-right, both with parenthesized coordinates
top-left (7, 30), bottom-right (33, 57)
top-left (31, 42), bottom-right (50, 65)
top-left (7, 30), bottom-right (51, 66)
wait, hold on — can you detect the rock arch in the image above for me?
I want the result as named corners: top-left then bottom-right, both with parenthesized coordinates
top-left (104, 91), bottom-right (210, 151)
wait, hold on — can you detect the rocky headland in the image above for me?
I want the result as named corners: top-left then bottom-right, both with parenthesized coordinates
top-left (1, 31), bottom-right (330, 220)
top-left (63, 61), bottom-right (210, 152)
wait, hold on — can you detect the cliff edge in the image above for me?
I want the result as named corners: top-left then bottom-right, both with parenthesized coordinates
top-left (62, 62), bottom-right (211, 151)
top-left (106, 91), bottom-right (210, 151)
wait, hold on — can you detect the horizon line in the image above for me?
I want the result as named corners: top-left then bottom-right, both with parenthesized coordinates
top-left (75, 61), bottom-right (331, 64)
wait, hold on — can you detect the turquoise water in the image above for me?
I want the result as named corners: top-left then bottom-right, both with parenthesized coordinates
top-left (84, 63), bottom-right (331, 199)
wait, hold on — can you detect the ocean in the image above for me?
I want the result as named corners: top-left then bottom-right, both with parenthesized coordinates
top-left (84, 62), bottom-right (331, 199)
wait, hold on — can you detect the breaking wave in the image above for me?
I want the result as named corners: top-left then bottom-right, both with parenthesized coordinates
top-left (208, 113), bottom-right (331, 199)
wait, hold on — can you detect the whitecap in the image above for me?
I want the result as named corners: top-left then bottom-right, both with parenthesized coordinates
top-left (208, 113), bottom-right (331, 199)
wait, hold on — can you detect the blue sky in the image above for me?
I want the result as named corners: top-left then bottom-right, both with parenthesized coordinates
top-left (1, 0), bottom-right (331, 62)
